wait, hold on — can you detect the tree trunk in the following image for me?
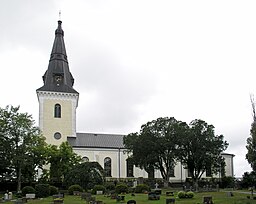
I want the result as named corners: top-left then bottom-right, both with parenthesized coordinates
top-left (17, 165), bottom-right (22, 192)
top-left (163, 180), bottom-right (169, 188)
top-left (194, 178), bottom-right (199, 192)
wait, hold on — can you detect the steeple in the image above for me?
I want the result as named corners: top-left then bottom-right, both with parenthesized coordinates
top-left (37, 21), bottom-right (78, 94)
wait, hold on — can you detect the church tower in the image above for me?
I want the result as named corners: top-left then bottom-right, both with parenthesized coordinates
top-left (36, 21), bottom-right (79, 146)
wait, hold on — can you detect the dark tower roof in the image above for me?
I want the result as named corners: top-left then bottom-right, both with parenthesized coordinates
top-left (37, 21), bottom-right (78, 94)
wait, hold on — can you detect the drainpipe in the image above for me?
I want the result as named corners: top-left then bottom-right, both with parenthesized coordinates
top-left (118, 148), bottom-right (121, 181)
top-left (181, 163), bottom-right (183, 183)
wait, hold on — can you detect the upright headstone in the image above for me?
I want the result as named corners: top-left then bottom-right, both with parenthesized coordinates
top-left (137, 177), bottom-right (143, 185)
top-left (8, 192), bottom-right (12, 200)
top-left (155, 183), bottom-right (159, 189)
top-left (4, 193), bottom-right (8, 201)
top-left (133, 180), bottom-right (138, 188)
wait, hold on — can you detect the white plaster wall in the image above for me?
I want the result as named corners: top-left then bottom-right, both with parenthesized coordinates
top-left (222, 154), bottom-right (234, 177)
top-left (73, 148), bottom-right (235, 181)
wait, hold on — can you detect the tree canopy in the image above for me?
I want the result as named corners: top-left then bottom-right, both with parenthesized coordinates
top-left (42, 142), bottom-right (82, 184)
top-left (124, 117), bottom-right (228, 188)
top-left (178, 119), bottom-right (228, 188)
top-left (246, 95), bottom-right (256, 172)
top-left (0, 106), bottom-right (47, 191)
top-left (124, 117), bottom-right (188, 184)
top-left (64, 161), bottom-right (105, 189)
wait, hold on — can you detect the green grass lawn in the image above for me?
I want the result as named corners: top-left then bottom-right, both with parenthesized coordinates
top-left (3, 190), bottom-right (256, 204)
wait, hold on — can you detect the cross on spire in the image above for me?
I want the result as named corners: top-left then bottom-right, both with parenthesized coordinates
top-left (59, 10), bottom-right (61, 21)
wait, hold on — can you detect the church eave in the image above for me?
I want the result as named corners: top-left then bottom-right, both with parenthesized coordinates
top-left (69, 145), bottom-right (125, 149)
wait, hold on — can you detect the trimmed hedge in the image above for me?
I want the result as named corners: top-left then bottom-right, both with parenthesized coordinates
top-left (135, 184), bottom-right (150, 193)
top-left (68, 184), bottom-right (83, 195)
top-left (177, 191), bottom-right (194, 198)
top-left (92, 185), bottom-right (106, 194)
top-left (104, 182), bottom-right (115, 191)
top-left (35, 184), bottom-right (50, 198)
top-left (186, 191), bottom-right (194, 198)
top-left (49, 185), bottom-right (58, 195)
top-left (115, 183), bottom-right (128, 194)
top-left (21, 186), bottom-right (35, 196)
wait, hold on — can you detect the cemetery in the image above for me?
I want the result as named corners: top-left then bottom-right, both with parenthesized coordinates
top-left (1, 181), bottom-right (256, 204)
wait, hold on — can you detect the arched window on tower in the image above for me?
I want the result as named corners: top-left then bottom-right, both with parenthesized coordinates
top-left (104, 157), bottom-right (112, 177)
top-left (54, 104), bottom-right (61, 118)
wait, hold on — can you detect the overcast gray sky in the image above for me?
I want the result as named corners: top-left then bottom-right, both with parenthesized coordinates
top-left (0, 0), bottom-right (255, 177)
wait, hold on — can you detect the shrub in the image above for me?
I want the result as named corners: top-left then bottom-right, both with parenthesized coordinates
top-left (35, 184), bottom-right (50, 198)
top-left (177, 191), bottom-right (194, 199)
top-left (104, 182), bottom-right (115, 191)
top-left (177, 191), bottom-right (186, 199)
top-left (221, 176), bottom-right (235, 188)
top-left (92, 185), bottom-right (106, 194)
top-left (68, 184), bottom-right (83, 195)
top-left (21, 186), bottom-right (35, 196)
top-left (16, 192), bottom-right (22, 198)
top-left (135, 184), bottom-right (150, 193)
top-left (49, 186), bottom-right (58, 195)
top-left (186, 191), bottom-right (194, 198)
top-left (128, 187), bottom-right (135, 193)
top-left (115, 183), bottom-right (128, 194)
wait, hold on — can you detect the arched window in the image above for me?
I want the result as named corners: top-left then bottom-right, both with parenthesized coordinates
top-left (126, 158), bottom-right (134, 177)
top-left (104, 157), bottom-right (111, 177)
top-left (54, 104), bottom-right (61, 118)
top-left (188, 169), bottom-right (192, 177)
top-left (83, 156), bottom-right (89, 162)
top-left (206, 167), bottom-right (212, 177)
top-left (169, 164), bottom-right (175, 177)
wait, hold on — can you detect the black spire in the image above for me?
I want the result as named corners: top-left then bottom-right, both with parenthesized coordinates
top-left (37, 21), bottom-right (78, 94)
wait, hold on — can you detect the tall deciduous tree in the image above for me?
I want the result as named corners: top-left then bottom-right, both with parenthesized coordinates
top-left (178, 119), bottom-right (228, 190)
top-left (45, 142), bottom-right (82, 183)
top-left (246, 95), bottom-right (256, 172)
top-left (0, 106), bottom-right (47, 191)
top-left (124, 117), bottom-right (188, 186)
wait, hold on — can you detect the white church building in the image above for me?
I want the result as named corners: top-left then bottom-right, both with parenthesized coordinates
top-left (36, 21), bottom-right (235, 183)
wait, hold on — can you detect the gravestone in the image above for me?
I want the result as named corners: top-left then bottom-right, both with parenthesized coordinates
top-left (203, 196), bottom-right (213, 204)
top-left (81, 193), bottom-right (86, 200)
top-left (148, 192), bottom-right (160, 200)
top-left (133, 180), bottom-right (138, 188)
top-left (166, 198), bottom-right (175, 204)
top-left (227, 192), bottom-right (233, 197)
top-left (26, 194), bottom-right (35, 199)
top-left (153, 182), bottom-right (162, 195)
top-left (4, 193), bottom-right (8, 201)
top-left (127, 200), bottom-right (136, 204)
top-left (73, 191), bottom-right (80, 196)
top-left (166, 191), bottom-right (174, 196)
top-left (8, 192), bottom-right (12, 200)
top-left (155, 183), bottom-right (159, 189)
top-left (96, 191), bottom-right (103, 195)
top-left (137, 177), bottom-right (143, 185)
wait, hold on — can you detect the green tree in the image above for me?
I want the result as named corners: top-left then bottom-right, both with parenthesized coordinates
top-left (124, 117), bottom-right (188, 186)
top-left (240, 171), bottom-right (256, 188)
top-left (45, 142), bottom-right (82, 183)
top-left (178, 119), bottom-right (228, 190)
top-left (246, 95), bottom-right (256, 171)
top-left (64, 162), bottom-right (104, 190)
top-left (0, 106), bottom-right (47, 191)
